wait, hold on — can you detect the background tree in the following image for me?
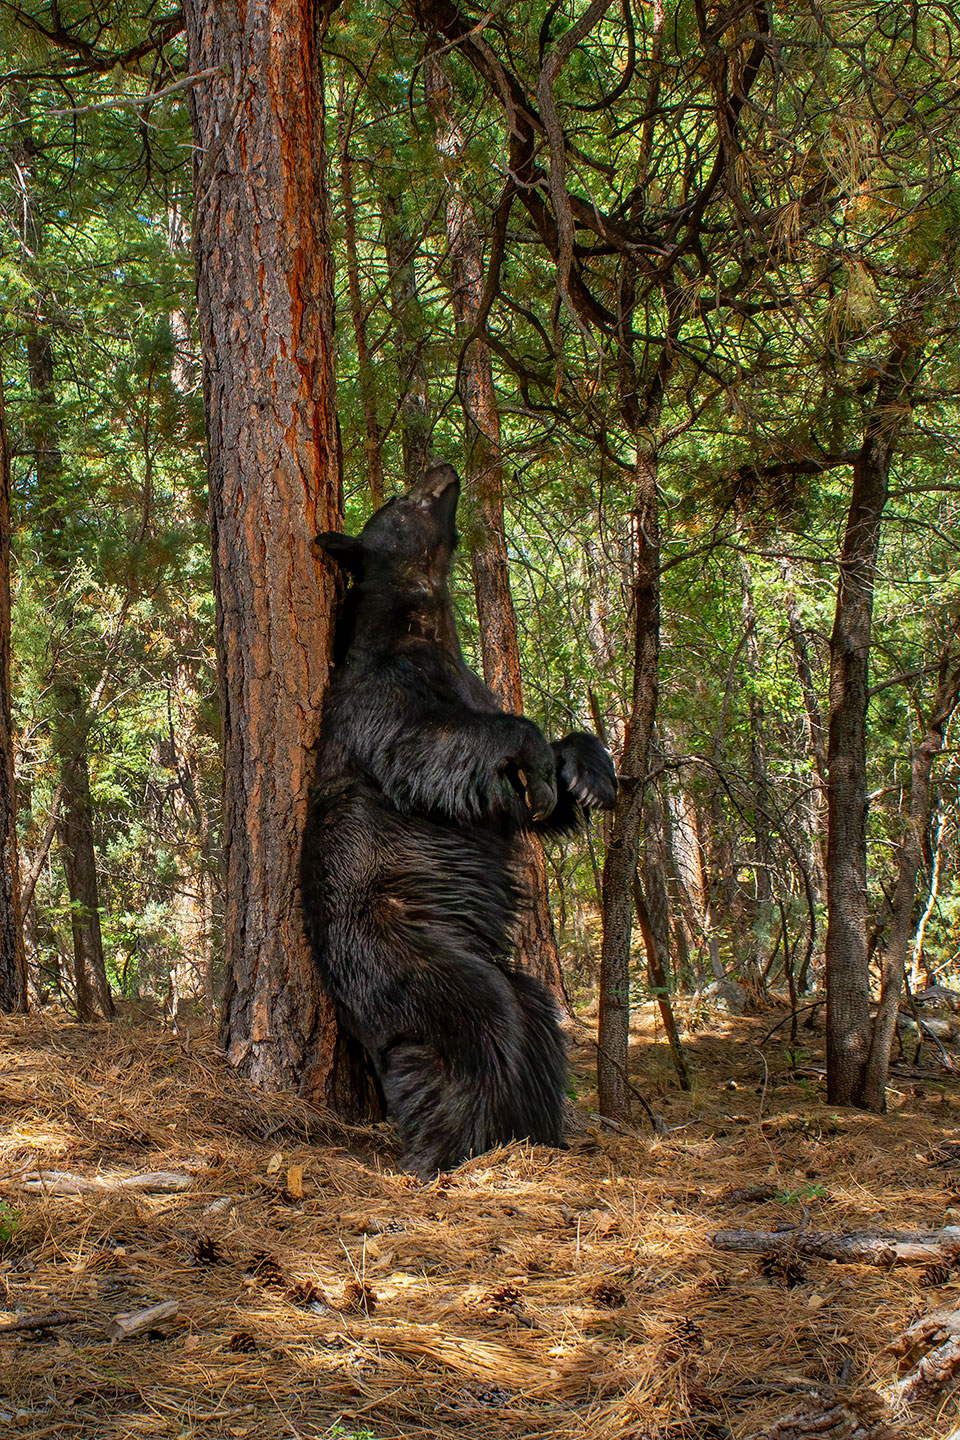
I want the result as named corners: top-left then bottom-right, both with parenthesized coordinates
top-left (0, 365), bottom-right (25, 1011)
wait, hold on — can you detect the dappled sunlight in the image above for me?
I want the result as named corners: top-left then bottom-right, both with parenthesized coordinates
top-left (1, 1011), bottom-right (959, 1437)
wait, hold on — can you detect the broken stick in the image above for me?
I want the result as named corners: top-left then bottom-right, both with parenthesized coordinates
top-left (0, 1310), bottom-right (73, 1335)
top-left (107, 1299), bottom-right (180, 1341)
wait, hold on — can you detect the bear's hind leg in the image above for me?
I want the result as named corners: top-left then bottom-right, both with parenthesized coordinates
top-left (499, 968), bottom-right (567, 1147)
top-left (379, 1039), bottom-right (504, 1179)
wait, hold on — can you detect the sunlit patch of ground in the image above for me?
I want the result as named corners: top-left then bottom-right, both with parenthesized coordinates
top-left (1, 1005), bottom-right (959, 1438)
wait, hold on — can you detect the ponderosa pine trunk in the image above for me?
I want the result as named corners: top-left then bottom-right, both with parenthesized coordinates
top-left (425, 54), bottom-right (566, 1004)
top-left (825, 343), bottom-right (917, 1108)
top-left (0, 365), bottom-right (26, 1012)
top-left (185, 0), bottom-right (373, 1112)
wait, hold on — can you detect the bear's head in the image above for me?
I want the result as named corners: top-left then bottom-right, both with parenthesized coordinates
top-left (316, 462), bottom-right (460, 593)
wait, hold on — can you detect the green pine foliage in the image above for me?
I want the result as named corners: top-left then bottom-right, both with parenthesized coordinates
top-left (2, 0), bottom-right (960, 1013)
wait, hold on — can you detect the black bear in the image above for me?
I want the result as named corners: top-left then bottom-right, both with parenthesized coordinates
top-left (301, 461), bottom-right (617, 1178)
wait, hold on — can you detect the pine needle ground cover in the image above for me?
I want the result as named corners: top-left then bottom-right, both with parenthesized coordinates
top-left (1, 1010), bottom-right (959, 1439)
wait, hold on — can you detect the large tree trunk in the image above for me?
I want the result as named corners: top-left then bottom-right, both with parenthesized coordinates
top-left (185, 0), bottom-right (371, 1110)
top-left (425, 54), bottom-right (566, 1004)
top-left (825, 345), bottom-right (916, 1109)
top-left (0, 364), bottom-right (26, 1013)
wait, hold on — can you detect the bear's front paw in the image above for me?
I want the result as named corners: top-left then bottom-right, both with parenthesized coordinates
top-left (511, 721), bottom-right (558, 821)
top-left (554, 732), bottom-right (618, 810)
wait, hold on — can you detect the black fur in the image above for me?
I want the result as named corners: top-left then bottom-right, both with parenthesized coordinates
top-left (301, 462), bottom-right (617, 1178)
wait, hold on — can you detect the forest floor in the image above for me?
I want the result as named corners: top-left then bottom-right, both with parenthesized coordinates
top-left (2, 1003), bottom-right (960, 1440)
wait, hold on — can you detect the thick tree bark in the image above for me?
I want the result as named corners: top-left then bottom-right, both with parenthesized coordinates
top-left (185, 0), bottom-right (371, 1110)
top-left (0, 365), bottom-right (26, 1013)
top-left (825, 344), bottom-right (917, 1108)
top-left (425, 54), bottom-right (566, 1004)
top-left (862, 647), bottom-right (960, 1110)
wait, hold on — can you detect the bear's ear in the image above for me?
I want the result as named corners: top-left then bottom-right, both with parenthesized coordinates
top-left (315, 531), bottom-right (364, 577)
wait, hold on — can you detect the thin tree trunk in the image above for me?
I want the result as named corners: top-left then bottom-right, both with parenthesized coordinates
top-left (687, 801), bottom-right (724, 982)
top-left (185, 0), bottom-right (373, 1112)
top-left (13, 96), bottom-right (112, 1019)
top-left (910, 815), bottom-right (943, 991)
top-left (642, 760), bottom-right (673, 990)
top-left (0, 363), bottom-right (26, 1012)
top-left (26, 331), bottom-right (114, 1020)
top-left (55, 686), bottom-right (113, 1020)
top-left (380, 189), bottom-right (432, 485)
top-left (782, 566), bottom-right (828, 895)
top-left (739, 556), bottom-right (772, 913)
top-left (825, 343), bottom-right (917, 1109)
top-left (633, 872), bottom-right (690, 1090)
top-left (336, 70), bottom-right (384, 507)
top-left (660, 775), bottom-right (696, 987)
top-left (425, 54), bottom-right (566, 1004)
top-left (862, 647), bottom-right (960, 1110)
top-left (598, 454), bottom-right (660, 1120)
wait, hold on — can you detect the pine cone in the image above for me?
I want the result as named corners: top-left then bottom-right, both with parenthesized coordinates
top-left (592, 1280), bottom-right (627, 1308)
top-left (343, 1279), bottom-right (377, 1314)
top-left (483, 1282), bottom-right (523, 1312)
top-left (918, 1262), bottom-right (951, 1287)
top-left (192, 1235), bottom-right (224, 1266)
top-left (246, 1250), bottom-right (285, 1287)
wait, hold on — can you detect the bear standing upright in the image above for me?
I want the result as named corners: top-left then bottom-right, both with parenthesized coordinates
top-left (301, 462), bottom-right (617, 1178)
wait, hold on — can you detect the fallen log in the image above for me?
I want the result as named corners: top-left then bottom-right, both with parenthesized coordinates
top-left (760, 1387), bottom-right (897, 1439)
top-left (888, 1303), bottom-right (960, 1358)
top-left (884, 1303), bottom-right (960, 1406)
top-left (711, 1225), bottom-right (960, 1266)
